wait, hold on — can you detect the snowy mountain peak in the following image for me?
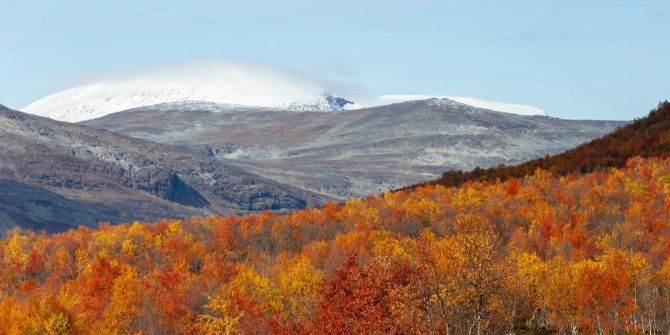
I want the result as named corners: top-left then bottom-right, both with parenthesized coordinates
top-left (324, 93), bottom-right (355, 110)
top-left (22, 61), bottom-right (356, 122)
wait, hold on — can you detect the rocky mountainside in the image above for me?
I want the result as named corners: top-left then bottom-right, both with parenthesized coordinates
top-left (84, 99), bottom-right (627, 199)
top-left (0, 104), bottom-right (325, 232)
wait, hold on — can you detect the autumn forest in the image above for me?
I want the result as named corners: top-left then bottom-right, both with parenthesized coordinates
top-left (3, 104), bottom-right (670, 334)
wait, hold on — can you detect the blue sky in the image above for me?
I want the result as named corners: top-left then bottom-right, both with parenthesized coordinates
top-left (1, 0), bottom-right (668, 120)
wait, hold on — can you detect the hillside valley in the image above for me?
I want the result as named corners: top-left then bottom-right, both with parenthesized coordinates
top-left (84, 98), bottom-right (626, 199)
top-left (0, 104), bottom-right (325, 231)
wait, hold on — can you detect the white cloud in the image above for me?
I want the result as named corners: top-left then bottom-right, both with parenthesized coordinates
top-left (22, 60), bottom-right (357, 122)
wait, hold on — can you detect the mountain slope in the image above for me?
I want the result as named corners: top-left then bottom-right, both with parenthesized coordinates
top-left (83, 98), bottom-right (626, 199)
top-left (428, 101), bottom-right (670, 187)
top-left (0, 104), bottom-right (325, 232)
top-left (0, 179), bottom-right (127, 233)
top-left (21, 61), bottom-right (356, 122)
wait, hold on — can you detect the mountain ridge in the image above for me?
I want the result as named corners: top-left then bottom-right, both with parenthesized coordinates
top-left (83, 99), bottom-right (626, 199)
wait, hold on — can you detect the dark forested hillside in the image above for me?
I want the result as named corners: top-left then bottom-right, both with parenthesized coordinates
top-left (428, 101), bottom-right (670, 188)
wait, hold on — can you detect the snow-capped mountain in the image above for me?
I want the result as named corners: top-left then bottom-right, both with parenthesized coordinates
top-left (22, 61), bottom-right (357, 122)
top-left (21, 60), bottom-right (547, 123)
top-left (21, 61), bottom-right (546, 122)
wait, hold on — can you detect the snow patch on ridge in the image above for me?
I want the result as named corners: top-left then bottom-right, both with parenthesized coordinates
top-left (377, 94), bottom-right (546, 116)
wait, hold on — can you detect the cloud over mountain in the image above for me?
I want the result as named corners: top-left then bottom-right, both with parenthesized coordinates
top-left (23, 60), bottom-right (545, 122)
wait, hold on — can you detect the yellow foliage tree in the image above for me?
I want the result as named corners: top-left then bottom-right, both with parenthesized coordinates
top-left (102, 266), bottom-right (141, 334)
top-left (196, 296), bottom-right (243, 335)
top-left (275, 255), bottom-right (323, 321)
top-left (44, 312), bottom-right (74, 335)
